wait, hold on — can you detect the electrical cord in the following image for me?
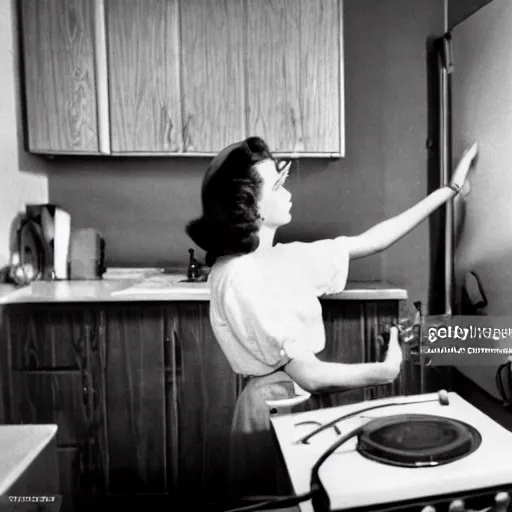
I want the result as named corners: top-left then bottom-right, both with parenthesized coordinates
top-left (223, 487), bottom-right (319, 511)
top-left (310, 426), bottom-right (365, 512)
top-left (295, 393), bottom-right (448, 445)
top-left (295, 420), bottom-right (342, 435)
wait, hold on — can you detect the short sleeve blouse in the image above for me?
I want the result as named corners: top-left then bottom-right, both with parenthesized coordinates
top-left (208, 236), bottom-right (350, 376)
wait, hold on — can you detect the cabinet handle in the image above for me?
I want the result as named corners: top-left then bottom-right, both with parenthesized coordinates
top-left (163, 332), bottom-right (174, 387)
top-left (83, 386), bottom-right (89, 409)
top-left (82, 376), bottom-right (89, 409)
top-left (290, 107), bottom-right (303, 151)
top-left (290, 106), bottom-right (298, 141)
top-left (173, 329), bottom-right (182, 379)
top-left (165, 112), bottom-right (174, 146)
top-left (182, 115), bottom-right (192, 151)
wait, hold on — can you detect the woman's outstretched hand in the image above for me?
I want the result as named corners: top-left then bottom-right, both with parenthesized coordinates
top-left (450, 142), bottom-right (478, 194)
top-left (382, 326), bottom-right (403, 382)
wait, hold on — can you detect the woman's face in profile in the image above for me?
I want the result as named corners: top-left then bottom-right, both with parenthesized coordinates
top-left (255, 158), bottom-right (293, 228)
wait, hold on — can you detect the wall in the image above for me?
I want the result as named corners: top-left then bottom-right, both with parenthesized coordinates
top-left (451, 0), bottom-right (511, 400)
top-left (44, 0), bottom-right (444, 308)
top-left (0, 0), bottom-right (48, 273)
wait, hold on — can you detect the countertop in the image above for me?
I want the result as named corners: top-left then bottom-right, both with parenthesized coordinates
top-left (0, 271), bottom-right (407, 304)
top-left (0, 424), bottom-right (58, 495)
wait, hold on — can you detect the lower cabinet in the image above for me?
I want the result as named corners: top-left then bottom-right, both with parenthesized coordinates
top-left (304, 300), bottom-right (411, 411)
top-left (0, 298), bottom-right (411, 511)
top-left (102, 305), bottom-right (168, 505)
top-left (1, 304), bottom-right (105, 512)
top-left (166, 302), bottom-right (242, 506)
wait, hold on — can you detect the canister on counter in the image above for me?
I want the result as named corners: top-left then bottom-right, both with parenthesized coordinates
top-left (69, 228), bottom-right (106, 280)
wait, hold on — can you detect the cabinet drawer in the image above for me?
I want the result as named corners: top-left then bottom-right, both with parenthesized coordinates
top-left (6, 306), bottom-right (100, 370)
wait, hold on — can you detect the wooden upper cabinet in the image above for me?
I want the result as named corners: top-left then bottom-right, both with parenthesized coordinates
top-left (20, 0), bottom-right (100, 153)
top-left (19, 0), bottom-right (344, 156)
top-left (300, 0), bottom-right (344, 155)
top-left (247, 0), bottom-right (302, 153)
top-left (106, 0), bottom-right (183, 153)
top-left (179, 1), bottom-right (246, 153)
top-left (247, 0), bottom-right (343, 154)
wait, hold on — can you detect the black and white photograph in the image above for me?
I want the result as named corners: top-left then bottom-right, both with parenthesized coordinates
top-left (1, 0), bottom-right (511, 511)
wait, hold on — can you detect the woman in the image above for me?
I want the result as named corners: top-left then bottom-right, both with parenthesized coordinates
top-left (186, 136), bottom-right (478, 502)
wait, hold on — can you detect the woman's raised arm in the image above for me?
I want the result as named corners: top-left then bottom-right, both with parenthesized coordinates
top-left (344, 142), bottom-right (478, 259)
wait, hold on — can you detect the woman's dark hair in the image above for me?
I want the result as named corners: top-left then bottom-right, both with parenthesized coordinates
top-left (186, 136), bottom-right (273, 267)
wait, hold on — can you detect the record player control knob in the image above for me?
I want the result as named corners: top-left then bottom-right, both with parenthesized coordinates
top-left (494, 492), bottom-right (510, 512)
top-left (438, 389), bottom-right (449, 406)
top-left (448, 499), bottom-right (465, 512)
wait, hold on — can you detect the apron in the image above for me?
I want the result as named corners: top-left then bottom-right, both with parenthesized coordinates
top-left (227, 370), bottom-right (308, 502)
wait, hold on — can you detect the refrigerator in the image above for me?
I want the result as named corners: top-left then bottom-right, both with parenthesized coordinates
top-left (440, 0), bottom-right (512, 399)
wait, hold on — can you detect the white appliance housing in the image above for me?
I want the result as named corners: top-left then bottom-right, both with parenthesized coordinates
top-left (271, 392), bottom-right (512, 512)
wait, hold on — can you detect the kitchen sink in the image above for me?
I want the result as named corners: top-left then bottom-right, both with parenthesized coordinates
top-left (177, 277), bottom-right (208, 283)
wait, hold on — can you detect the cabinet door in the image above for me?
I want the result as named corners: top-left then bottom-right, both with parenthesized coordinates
top-left (103, 305), bottom-right (167, 496)
top-left (106, 0), bottom-right (183, 152)
top-left (179, 0), bottom-right (245, 152)
top-left (10, 372), bottom-right (88, 512)
top-left (20, 0), bottom-right (100, 153)
top-left (166, 303), bottom-right (240, 504)
top-left (4, 305), bottom-right (105, 512)
top-left (246, 0), bottom-right (343, 154)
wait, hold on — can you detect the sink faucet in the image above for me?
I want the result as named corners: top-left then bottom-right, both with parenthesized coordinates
top-left (187, 248), bottom-right (199, 280)
top-left (187, 248), bottom-right (210, 282)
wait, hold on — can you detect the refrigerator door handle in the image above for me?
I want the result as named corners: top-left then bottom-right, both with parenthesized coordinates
top-left (441, 33), bottom-right (454, 74)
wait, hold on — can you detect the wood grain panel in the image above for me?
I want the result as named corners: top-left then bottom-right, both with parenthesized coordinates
top-left (85, 310), bottom-right (108, 500)
top-left (20, 0), bottom-right (99, 152)
top-left (363, 301), bottom-right (399, 400)
top-left (246, 0), bottom-right (303, 152)
top-left (106, 0), bottom-right (182, 152)
top-left (10, 371), bottom-right (88, 446)
top-left (167, 302), bottom-right (239, 500)
top-left (300, 0), bottom-right (341, 152)
top-left (58, 447), bottom-right (86, 512)
top-left (180, 0), bottom-right (245, 152)
top-left (305, 301), bottom-right (366, 410)
top-left (104, 306), bottom-right (166, 494)
top-left (7, 306), bottom-right (91, 370)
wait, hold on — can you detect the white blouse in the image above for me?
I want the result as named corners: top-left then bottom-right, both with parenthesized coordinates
top-left (209, 237), bottom-right (350, 376)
